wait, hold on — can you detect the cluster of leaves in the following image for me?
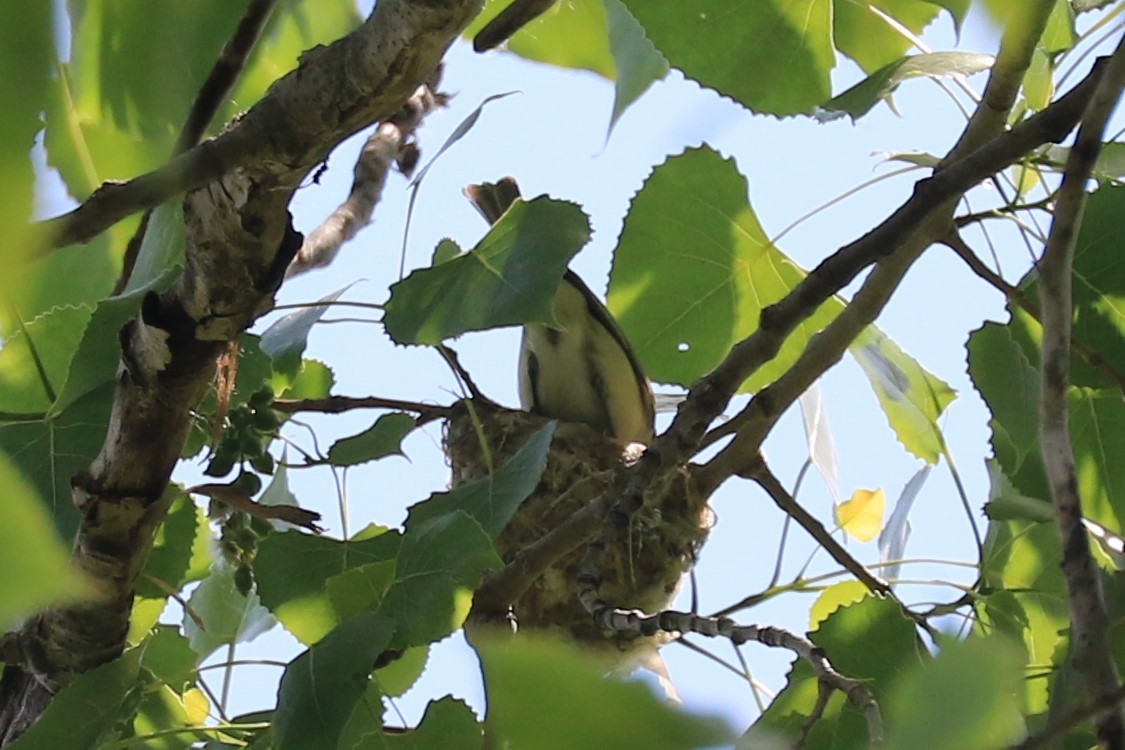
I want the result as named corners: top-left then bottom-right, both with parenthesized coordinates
top-left (3, 0), bottom-right (1125, 749)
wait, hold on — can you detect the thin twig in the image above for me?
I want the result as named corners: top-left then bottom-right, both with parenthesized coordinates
top-left (944, 231), bottom-right (1125, 392)
top-left (272, 395), bottom-right (450, 426)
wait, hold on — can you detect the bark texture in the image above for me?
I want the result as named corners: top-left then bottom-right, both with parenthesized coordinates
top-left (0, 0), bottom-right (481, 742)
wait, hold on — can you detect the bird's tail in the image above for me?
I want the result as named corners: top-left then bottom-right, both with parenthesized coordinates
top-left (464, 177), bottom-right (523, 226)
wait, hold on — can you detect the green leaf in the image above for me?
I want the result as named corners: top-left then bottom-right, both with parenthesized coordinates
top-left (0, 383), bottom-right (113, 537)
top-left (983, 460), bottom-right (1053, 523)
top-left (406, 422), bottom-right (554, 538)
top-left (884, 637), bottom-right (1024, 750)
top-left (7, 647), bottom-right (144, 750)
top-left (0, 305), bottom-right (92, 414)
top-left (382, 512), bottom-right (501, 648)
top-left (851, 327), bottom-right (956, 463)
top-left (0, 451), bottom-right (89, 629)
top-left (1013, 186), bottom-right (1125, 389)
top-left (967, 322), bottom-right (1047, 501)
top-left (135, 492), bottom-right (211, 600)
top-left (821, 52), bottom-right (994, 122)
top-left (621, 0), bottom-right (834, 116)
top-left (255, 528), bottom-right (401, 644)
top-left (750, 595), bottom-right (917, 747)
top-left (141, 625), bottom-right (199, 689)
top-left (122, 200), bottom-right (186, 295)
top-left (384, 198), bottom-right (591, 345)
top-left (281, 358), bottom-right (335, 400)
top-left (68, 0), bottom-right (243, 140)
top-left (53, 274), bottom-right (180, 414)
top-left (326, 413), bottom-right (416, 467)
top-left (354, 695), bottom-right (483, 749)
top-left (834, 0), bottom-right (944, 73)
top-left (977, 515), bottom-right (1066, 713)
top-left (326, 560), bottom-right (397, 621)
top-left (184, 566), bottom-right (277, 659)
top-left (609, 146), bottom-right (842, 392)
top-left (969, 321), bottom-right (1125, 534)
top-left (605, 0), bottom-right (669, 132)
top-left (923, 0), bottom-right (970, 32)
top-left (260, 288), bottom-right (347, 381)
top-left (374, 646), bottom-right (429, 699)
top-left (273, 612), bottom-right (394, 750)
top-left (464, 0), bottom-right (614, 78)
top-left (0, 2), bottom-right (51, 307)
top-left (479, 634), bottom-right (730, 750)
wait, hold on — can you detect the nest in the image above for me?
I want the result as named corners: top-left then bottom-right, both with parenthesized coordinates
top-left (444, 400), bottom-right (711, 655)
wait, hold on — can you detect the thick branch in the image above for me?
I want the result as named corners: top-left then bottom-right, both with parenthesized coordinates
top-left (1037, 34), bottom-right (1125, 749)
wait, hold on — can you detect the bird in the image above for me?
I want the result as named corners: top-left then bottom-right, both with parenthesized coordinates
top-left (464, 178), bottom-right (655, 446)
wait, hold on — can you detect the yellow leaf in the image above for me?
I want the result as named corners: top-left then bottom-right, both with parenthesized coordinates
top-left (836, 488), bottom-right (885, 542)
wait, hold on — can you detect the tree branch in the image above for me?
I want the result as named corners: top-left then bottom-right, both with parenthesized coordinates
top-left (114, 0), bottom-right (281, 293)
top-left (287, 70), bottom-right (448, 276)
top-left (0, 0), bottom-right (481, 742)
top-left (1036, 33), bottom-right (1125, 749)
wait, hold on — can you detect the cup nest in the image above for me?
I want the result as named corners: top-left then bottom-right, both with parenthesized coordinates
top-left (444, 399), bottom-right (712, 654)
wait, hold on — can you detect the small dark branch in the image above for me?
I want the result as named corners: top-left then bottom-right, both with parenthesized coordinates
top-left (797, 682), bottom-right (836, 750)
top-left (114, 0), bottom-right (278, 293)
top-left (272, 395), bottom-right (450, 426)
top-left (287, 71), bottom-right (448, 277)
top-left (944, 230), bottom-right (1125, 392)
top-left (747, 461), bottom-right (895, 600)
top-left (1037, 34), bottom-right (1125, 748)
top-left (177, 0), bottom-right (280, 155)
top-left (576, 604), bottom-right (884, 746)
top-left (437, 345), bottom-right (496, 405)
top-left (472, 0), bottom-right (555, 51)
top-left (472, 472), bottom-right (611, 618)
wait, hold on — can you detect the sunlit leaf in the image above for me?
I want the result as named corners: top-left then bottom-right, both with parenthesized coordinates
top-left (834, 0), bottom-right (944, 73)
top-left (836, 488), bottom-right (886, 542)
top-left (852, 328), bottom-right (955, 463)
top-left (609, 146), bottom-right (842, 392)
